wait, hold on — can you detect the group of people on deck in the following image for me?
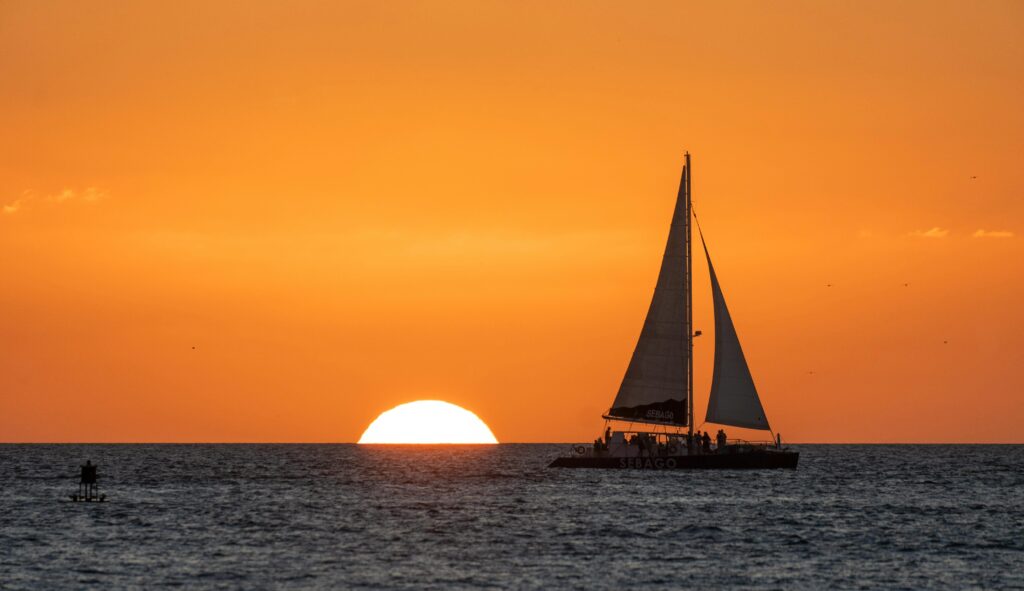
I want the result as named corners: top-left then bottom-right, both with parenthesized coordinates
top-left (687, 429), bottom-right (729, 454)
top-left (593, 427), bottom-right (730, 456)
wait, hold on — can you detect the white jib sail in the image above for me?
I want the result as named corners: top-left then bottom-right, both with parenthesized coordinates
top-left (702, 240), bottom-right (771, 431)
top-left (607, 168), bottom-right (689, 426)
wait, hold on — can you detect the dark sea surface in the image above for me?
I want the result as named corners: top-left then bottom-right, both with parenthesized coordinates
top-left (2, 444), bottom-right (1022, 590)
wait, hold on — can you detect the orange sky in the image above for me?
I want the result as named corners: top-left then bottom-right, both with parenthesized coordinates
top-left (2, 1), bottom-right (1022, 443)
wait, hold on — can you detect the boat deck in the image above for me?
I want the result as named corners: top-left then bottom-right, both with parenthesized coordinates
top-left (549, 447), bottom-right (798, 470)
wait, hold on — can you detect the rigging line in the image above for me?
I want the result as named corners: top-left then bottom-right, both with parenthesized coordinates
top-left (692, 204), bottom-right (710, 249)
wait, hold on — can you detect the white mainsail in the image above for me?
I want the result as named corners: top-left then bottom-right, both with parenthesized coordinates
top-left (701, 237), bottom-right (771, 430)
top-left (606, 167), bottom-right (689, 426)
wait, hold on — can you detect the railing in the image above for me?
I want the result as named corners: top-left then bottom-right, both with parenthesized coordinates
top-left (571, 436), bottom-right (782, 458)
top-left (725, 438), bottom-right (775, 446)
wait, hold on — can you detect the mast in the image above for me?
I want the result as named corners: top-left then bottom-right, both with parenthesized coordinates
top-left (685, 152), bottom-right (694, 443)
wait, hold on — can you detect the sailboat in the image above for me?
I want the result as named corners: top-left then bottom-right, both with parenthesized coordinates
top-left (550, 154), bottom-right (798, 470)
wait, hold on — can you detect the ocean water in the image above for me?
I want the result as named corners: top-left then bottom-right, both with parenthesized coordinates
top-left (2, 444), bottom-right (1022, 590)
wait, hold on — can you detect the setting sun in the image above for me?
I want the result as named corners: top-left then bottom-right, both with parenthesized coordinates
top-left (358, 400), bottom-right (498, 444)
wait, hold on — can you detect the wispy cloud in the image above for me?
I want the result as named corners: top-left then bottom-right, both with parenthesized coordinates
top-left (2, 191), bottom-right (32, 215)
top-left (2, 187), bottom-right (109, 215)
top-left (972, 229), bottom-right (1014, 239)
top-left (911, 227), bottom-right (949, 239)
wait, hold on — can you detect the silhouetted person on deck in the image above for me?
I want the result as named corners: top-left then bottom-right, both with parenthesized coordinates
top-left (702, 431), bottom-right (711, 453)
top-left (716, 429), bottom-right (727, 452)
top-left (605, 427), bottom-right (612, 445)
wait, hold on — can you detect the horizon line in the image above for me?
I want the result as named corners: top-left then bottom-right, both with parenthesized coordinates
top-left (2, 441), bottom-right (1023, 445)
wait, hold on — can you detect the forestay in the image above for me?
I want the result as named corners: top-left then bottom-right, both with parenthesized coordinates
top-left (701, 239), bottom-right (771, 430)
top-left (607, 168), bottom-right (689, 426)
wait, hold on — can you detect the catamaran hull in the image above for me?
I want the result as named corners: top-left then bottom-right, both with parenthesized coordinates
top-left (548, 451), bottom-right (798, 470)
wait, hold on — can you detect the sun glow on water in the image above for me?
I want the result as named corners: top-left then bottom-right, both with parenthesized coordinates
top-left (357, 400), bottom-right (498, 444)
